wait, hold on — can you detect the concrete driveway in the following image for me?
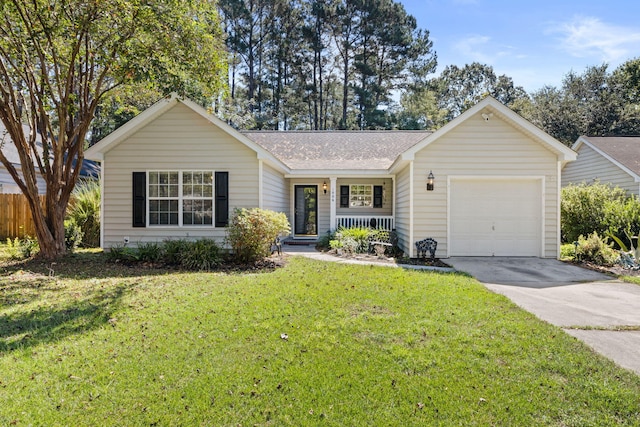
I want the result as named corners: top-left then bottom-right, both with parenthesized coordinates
top-left (447, 257), bottom-right (640, 376)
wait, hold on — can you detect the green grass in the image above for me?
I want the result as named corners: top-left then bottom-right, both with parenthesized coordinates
top-left (1, 252), bottom-right (640, 426)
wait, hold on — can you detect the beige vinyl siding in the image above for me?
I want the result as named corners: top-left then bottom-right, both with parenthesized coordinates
top-left (412, 112), bottom-right (559, 258)
top-left (102, 102), bottom-right (260, 248)
top-left (394, 165), bottom-right (411, 256)
top-left (262, 163), bottom-right (288, 212)
top-left (335, 178), bottom-right (393, 215)
top-left (562, 143), bottom-right (639, 195)
top-left (262, 163), bottom-right (290, 233)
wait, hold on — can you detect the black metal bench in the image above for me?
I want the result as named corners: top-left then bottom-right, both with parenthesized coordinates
top-left (415, 238), bottom-right (437, 260)
top-left (368, 230), bottom-right (398, 256)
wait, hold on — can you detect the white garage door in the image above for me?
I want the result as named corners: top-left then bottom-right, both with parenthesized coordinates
top-left (449, 179), bottom-right (542, 256)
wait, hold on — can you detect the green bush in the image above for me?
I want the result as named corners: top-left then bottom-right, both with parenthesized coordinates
top-left (336, 226), bottom-right (371, 253)
top-left (561, 182), bottom-right (640, 246)
top-left (64, 218), bottom-right (84, 252)
top-left (5, 236), bottom-right (39, 259)
top-left (162, 239), bottom-right (190, 265)
top-left (560, 243), bottom-right (577, 261)
top-left (66, 178), bottom-right (100, 247)
top-left (316, 230), bottom-right (336, 250)
top-left (575, 232), bottom-right (619, 266)
top-left (106, 244), bottom-right (139, 263)
top-left (137, 241), bottom-right (163, 263)
top-left (226, 208), bottom-right (291, 263)
top-left (178, 239), bottom-right (223, 270)
top-left (106, 239), bottom-right (223, 270)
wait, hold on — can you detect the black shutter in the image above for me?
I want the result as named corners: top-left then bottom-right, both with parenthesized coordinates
top-left (132, 172), bottom-right (146, 227)
top-left (373, 185), bottom-right (383, 208)
top-left (340, 185), bottom-right (349, 208)
top-left (215, 171), bottom-right (229, 227)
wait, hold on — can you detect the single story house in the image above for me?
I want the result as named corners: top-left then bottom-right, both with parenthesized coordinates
top-left (85, 94), bottom-right (576, 258)
top-left (0, 121), bottom-right (100, 194)
top-left (562, 136), bottom-right (640, 195)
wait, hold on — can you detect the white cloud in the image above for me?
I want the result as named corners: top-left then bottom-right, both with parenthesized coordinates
top-left (552, 16), bottom-right (640, 62)
top-left (452, 35), bottom-right (516, 65)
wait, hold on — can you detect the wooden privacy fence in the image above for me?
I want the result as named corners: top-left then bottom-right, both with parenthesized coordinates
top-left (0, 194), bottom-right (46, 240)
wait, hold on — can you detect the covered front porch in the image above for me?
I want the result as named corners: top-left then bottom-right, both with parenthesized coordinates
top-left (288, 176), bottom-right (395, 239)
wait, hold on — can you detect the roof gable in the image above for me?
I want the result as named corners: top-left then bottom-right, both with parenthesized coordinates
top-left (396, 97), bottom-right (576, 167)
top-left (572, 136), bottom-right (640, 181)
top-left (84, 94), bottom-right (289, 173)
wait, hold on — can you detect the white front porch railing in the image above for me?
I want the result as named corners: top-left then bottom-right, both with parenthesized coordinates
top-left (335, 215), bottom-right (394, 231)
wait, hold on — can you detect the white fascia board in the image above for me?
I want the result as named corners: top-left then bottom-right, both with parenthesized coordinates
top-left (84, 94), bottom-right (178, 161)
top-left (176, 97), bottom-right (291, 175)
top-left (399, 97), bottom-right (577, 163)
top-left (574, 136), bottom-right (640, 183)
top-left (284, 169), bottom-right (392, 178)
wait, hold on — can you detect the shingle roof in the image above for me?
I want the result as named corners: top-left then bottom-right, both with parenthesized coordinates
top-left (582, 136), bottom-right (640, 176)
top-left (242, 130), bottom-right (430, 170)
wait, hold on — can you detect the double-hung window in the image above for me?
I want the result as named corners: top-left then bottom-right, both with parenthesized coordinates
top-left (340, 184), bottom-right (383, 209)
top-left (349, 184), bottom-right (373, 207)
top-left (147, 171), bottom-right (213, 226)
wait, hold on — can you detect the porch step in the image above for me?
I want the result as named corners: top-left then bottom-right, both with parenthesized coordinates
top-left (283, 239), bottom-right (317, 246)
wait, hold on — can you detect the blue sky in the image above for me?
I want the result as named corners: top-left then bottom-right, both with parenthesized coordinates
top-left (399, 0), bottom-right (640, 92)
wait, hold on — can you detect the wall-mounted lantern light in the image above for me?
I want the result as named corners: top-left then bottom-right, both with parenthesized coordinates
top-left (426, 171), bottom-right (435, 191)
top-left (323, 181), bottom-right (327, 194)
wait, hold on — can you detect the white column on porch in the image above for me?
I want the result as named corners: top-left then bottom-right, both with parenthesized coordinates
top-left (329, 176), bottom-right (337, 231)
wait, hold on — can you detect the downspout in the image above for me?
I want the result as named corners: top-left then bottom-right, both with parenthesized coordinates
top-left (556, 160), bottom-right (562, 259)
top-left (100, 160), bottom-right (105, 250)
top-left (409, 161), bottom-right (414, 258)
top-left (258, 159), bottom-right (263, 209)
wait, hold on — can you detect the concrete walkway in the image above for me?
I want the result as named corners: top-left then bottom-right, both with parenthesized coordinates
top-left (284, 248), bottom-right (640, 376)
top-left (282, 244), bottom-right (453, 271)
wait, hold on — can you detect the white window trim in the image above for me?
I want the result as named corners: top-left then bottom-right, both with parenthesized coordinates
top-left (147, 170), bottom-right (215, 227)
top-left (349, 184), bottom-right (374, 208)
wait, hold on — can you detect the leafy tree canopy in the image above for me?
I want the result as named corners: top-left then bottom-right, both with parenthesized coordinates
top-left (0, 0), bottom-right (227, 258)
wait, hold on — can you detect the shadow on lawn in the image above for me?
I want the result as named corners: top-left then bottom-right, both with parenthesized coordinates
top-left (0, 251), bottom-right (169, 280)
top-left (0, 250), bottom-right (283, 281)
top-left (0, 281), bottom-right (130, 353)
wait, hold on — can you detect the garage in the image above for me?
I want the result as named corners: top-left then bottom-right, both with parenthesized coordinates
top-left (449, 178), bottom-right (542, 256)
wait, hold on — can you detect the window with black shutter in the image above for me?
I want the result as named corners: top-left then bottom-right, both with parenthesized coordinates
top-left (132, 172), bottom-right (146, 227)
top-left (340, 185), bottom-right (349, 208)
top-left (373, 185), bottom-right (383, 208)
top-left (215, 171), bottom-right (229, 227)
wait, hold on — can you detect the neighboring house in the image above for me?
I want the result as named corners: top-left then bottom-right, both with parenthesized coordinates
top-left (562, 136), bottom-right (640, 195)
top-left (0, 121), bottom-right (100, 194)
top-left (85, 94), bottom-right (576, 258)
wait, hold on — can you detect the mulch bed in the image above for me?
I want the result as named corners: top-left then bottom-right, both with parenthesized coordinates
top-left (565, 260), bottom-right (640, 277)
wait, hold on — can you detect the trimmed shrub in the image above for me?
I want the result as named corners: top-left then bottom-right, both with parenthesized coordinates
top-left (561, 182), bottom-right (640, 246)
top-left (106, 239), bottom-right (223, 270)
top-left (137, 241), bottom-right (163, 263)
top-left (336, 226), bottom-right (371, 253)
top-left (178, 239), bottom-right (223, 270)
top-left (226, 208), bottom-right (291, 263)
top-left (575, 232), bottom-right (619, 266)
top-left (162, 239), bottom-right (190, 266)
top-left (106, 244), bottom-right (139, 263)
top-left (66, 179), bottom-right (100, 247)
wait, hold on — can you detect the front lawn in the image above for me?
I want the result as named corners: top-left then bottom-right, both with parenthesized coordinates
top-left (1, 252), bottom-right (639, 425)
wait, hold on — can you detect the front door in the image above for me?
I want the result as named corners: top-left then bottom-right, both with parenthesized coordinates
top-left (294, 185), bottom-right (318, 236)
